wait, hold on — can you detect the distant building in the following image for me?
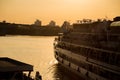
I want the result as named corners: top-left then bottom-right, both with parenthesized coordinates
top-left (61, 21), bottom-right (70, 29)
top-left (61, 21), bottom-right (72, 33)
top-left (48, 20), bottom-right (56, 27)
top-left (34, 19), bottom-right (41, 26)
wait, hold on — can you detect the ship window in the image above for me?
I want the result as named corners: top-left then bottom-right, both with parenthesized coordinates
top-left (89, 50), bottom-right (97, 59)
top-left (116, 54), bottom-right (120, 66)
top-left (87, 64), bottom-right (93, 71)
top-left (84, 48), bottom-right (87, 56)
top-left (77, 67), bottom-right (80, 72)
top-left (98, 51), bottom-right (103, 62)
top-left (66, 44), bottom-right (70, 50)
top-left (109, 52), bottom-right (115, 65)
top-left (110, 35), bottom-right (119, 41)
top-left (70, 45), bottom-right (74, 52)
top-left (75, 46), bottom-right (81, 54)
top-left (88, 49), bottom-right (93, 58)
top-left (100, 52), bottom-right (108, 62)
top-left (68, 62), bottom-right (71, 67)
top-left (78, 46), bottom-right (81, 53)
top-left (80, 47), bottom-right (87, 56)
top-left (55, 52), bottom-right (58, 55)
top-left (97, 50), bottom-right (102, 59)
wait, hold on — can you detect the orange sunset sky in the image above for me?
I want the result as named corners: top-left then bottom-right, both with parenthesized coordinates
top-left (0, 0), bottom-right (120, 26)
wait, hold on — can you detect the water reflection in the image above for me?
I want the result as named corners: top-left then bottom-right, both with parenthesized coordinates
top-left (0, 36), bottom-right (83, 80)
top-left (52, 63), bottom-right (82, 80)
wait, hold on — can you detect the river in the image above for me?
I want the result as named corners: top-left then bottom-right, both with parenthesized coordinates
top-left (0, 36), bottom-right (80, 80)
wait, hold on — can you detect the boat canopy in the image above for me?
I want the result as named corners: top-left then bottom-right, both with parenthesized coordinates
top-left (0, 57), bottom-right (33, 72)
top-left (110, 21), bottom-right (120, 27)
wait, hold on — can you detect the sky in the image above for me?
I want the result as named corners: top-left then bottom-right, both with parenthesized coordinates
top-left (0, 0), bottom-right (120, 26)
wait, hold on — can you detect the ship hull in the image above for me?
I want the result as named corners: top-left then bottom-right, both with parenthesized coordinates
top-left (54, 47), bottom-right (119, 80)
top-left (53, 17), bottom-right (120, 80)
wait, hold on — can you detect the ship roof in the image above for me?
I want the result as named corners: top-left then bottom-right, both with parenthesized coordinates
top-left (110, 21), bottom-right (120, 26)
top-left (0, 57), bottom-right (33, 72)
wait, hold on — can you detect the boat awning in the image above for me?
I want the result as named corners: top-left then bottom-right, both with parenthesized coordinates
top-left (110, 21), bottom-right (120, 26)
top-left (0, 57), bottom-right (33, 72)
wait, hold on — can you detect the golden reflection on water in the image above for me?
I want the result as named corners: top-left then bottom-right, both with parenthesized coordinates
top-left (0, 36), bottom-right (56, 79)
top-left (0, 36), bottom-right (81, 80)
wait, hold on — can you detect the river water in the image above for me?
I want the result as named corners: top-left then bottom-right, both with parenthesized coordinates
top-left (0, 36), bottom-right (80, 80)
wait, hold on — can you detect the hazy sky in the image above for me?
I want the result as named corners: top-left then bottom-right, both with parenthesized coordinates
top-left (0, 0), bottom-right (120, 25)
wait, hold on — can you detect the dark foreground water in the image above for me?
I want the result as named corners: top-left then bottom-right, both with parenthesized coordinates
top-left (0, 36), bottom-right (81, 80)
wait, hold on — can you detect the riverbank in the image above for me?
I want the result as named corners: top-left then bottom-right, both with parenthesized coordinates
top-left (0, 22), bottom-right (61, 36)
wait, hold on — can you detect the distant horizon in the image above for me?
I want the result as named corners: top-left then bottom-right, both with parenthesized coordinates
top-left (0, 0), bottom-right (120, 26)
top-left (1, 16), bottom-right (119, 26)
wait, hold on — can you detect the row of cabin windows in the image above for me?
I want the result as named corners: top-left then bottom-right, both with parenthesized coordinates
top-left (61, 36), bottom-right (120, 51)
top-left (62, 33), bottom-right (120, 42)
top-left (58, 52), bottom-right (120, 80)
top-left (61, 35), bottom-right (120, 52)
top-left (57, 42), bottom-right (120, 67)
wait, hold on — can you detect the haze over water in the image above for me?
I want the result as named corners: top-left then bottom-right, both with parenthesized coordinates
top-left (0, 36), bottom-right (81, 80)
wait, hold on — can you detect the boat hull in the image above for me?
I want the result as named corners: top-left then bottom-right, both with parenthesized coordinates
top-left (54, 47), bottom-right (119, 80)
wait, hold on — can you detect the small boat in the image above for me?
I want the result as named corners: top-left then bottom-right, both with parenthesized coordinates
top-left (0, 57), bottom-right (33, 80)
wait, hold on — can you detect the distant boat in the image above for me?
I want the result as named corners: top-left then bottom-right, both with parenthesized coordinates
top-left (54, 17), bottom-right (120, 80)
